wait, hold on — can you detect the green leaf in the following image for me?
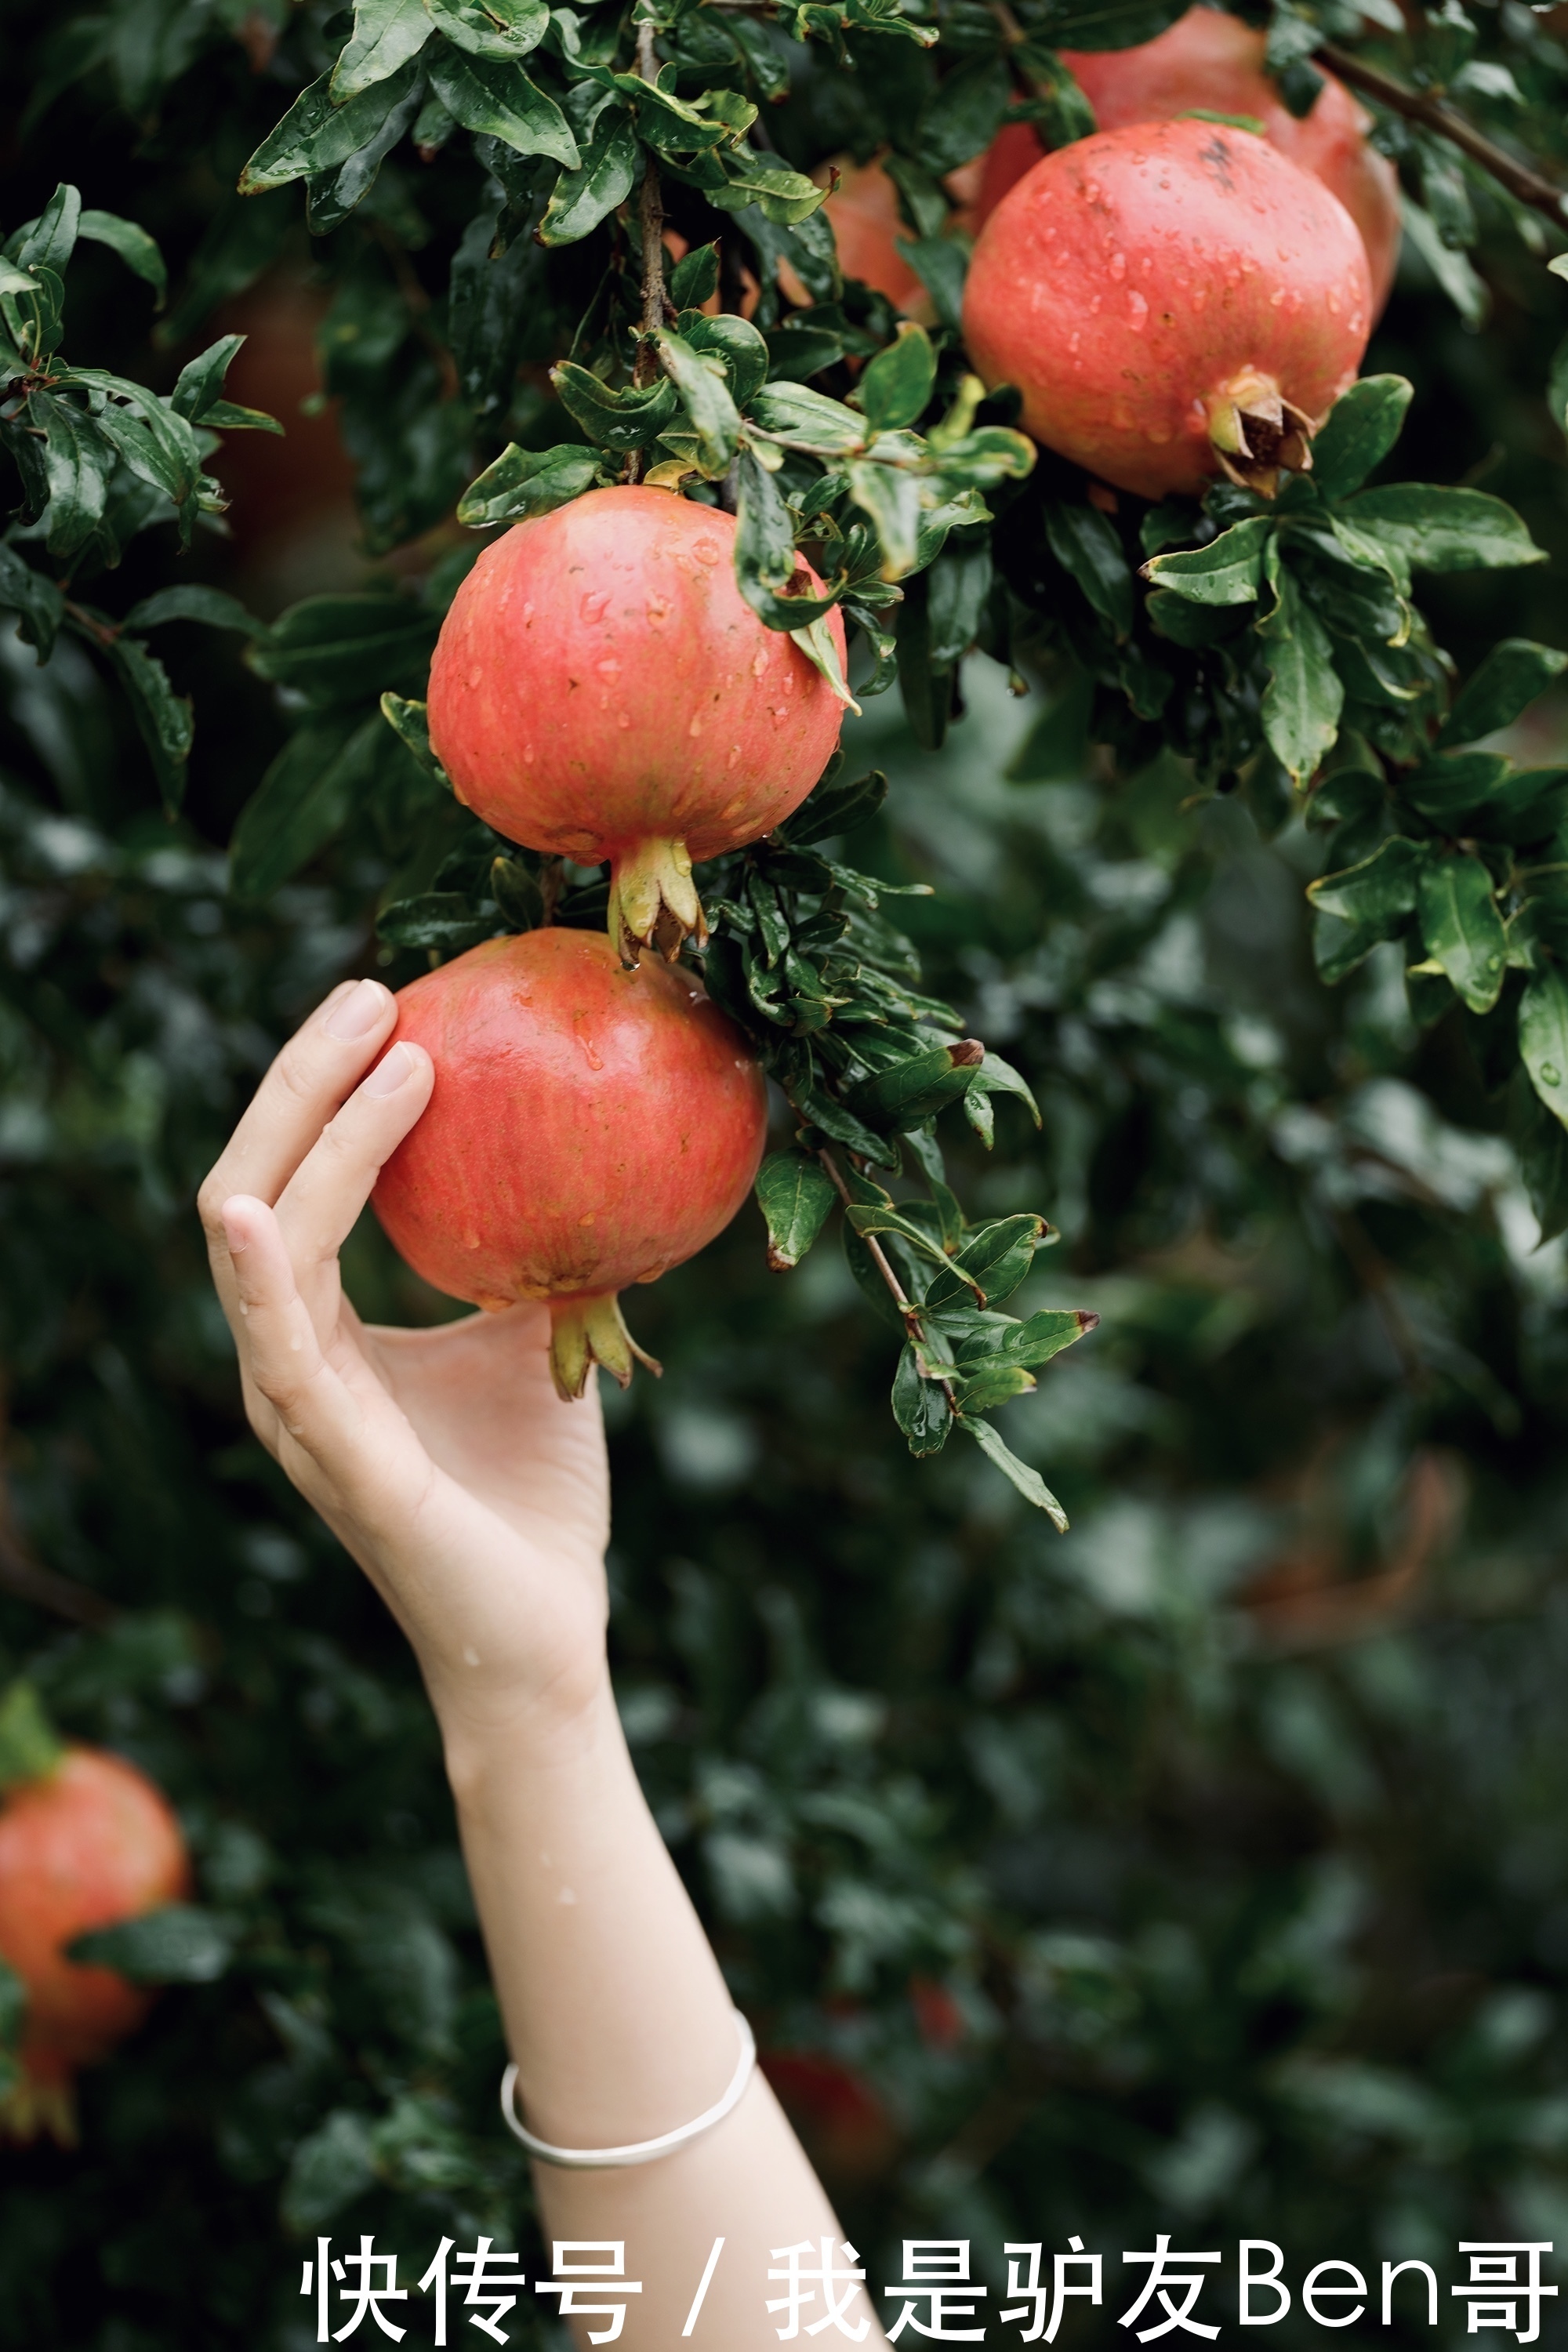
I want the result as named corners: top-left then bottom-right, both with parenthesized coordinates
top-left (424, 47), bottom-right (578, 167)
top-left (1339, 485), bottom-right (1547, 575)
top-left (895, 236), bottom-right (967, 333)
top-left (713, 150), bottom-right (824, 226)
top-left (11, 183), bottom-right (81, 275)
top-left (377, 891), bottom-right (498, 952)
top-left (1044, 498), bottom-right (1133, 637)
top-left (0, 544), bottom-right (65, 660)
top-left (379, 692), bottom-right (449, 783)
top-left (669, 242), bottom-right (720, 310)
top-left (850, 1040), bottom-right (985, 1126)
top-left (550, 361), bottom-right (678, 452)
top-left (1308, 834), bottom-right (1423, 934)
top-left (238, 64), bottom-right (423, 193)
top-left (425, 0), bottom-right (550, 62)
top-left (960, 1415), bottom-right (1069, 1530)
top-left (1417, 852), bottom-right (1507, 1013)
top-left (950, 1361), bottom-right (1037, 1414)
top-left (954, 1306), bottom-right (1097, 1371)
top-left (307, 79), bottom-right (426, 230)
top-left (168, 335), bottom-right (280, 435)
top-left (538, 114), bottom-right (638, 244)
top-left (925, 1214), bottom-right (1045, 1312)
top-left (1436, 639), bottom-right (1568, 750)
top-left (248, 595), bottom-right (437, 703)
top-left (1520, 968), bottom-right (1568, 1131)
top-left (229, 718), bottom-right (368, 899)
top-left (918, 52), bottom-right (1011, 174)
top-left (103, 634), bottom-right (195, 813)
top-left (78, 209), bottom-right (166, 306)
top-left (34, 395), bottom-right (114, 559)
top-left (456, 441), bottom-right (601, 524)
top-left (655, 328), bottom-right (742, 477)
top-left (1400, 195), bottom-right (1487, 328)
top-left (779, 765), bottom-right (887, 844)
top-left (1142, 514), bottom-right (1272, 605)
top-left (892, 1343), bottom-right (953, 1456)
top-left (123, 585), bottom-right (260, 635)
top-left (734, 443), bottom-right (798, 606)
top-left (1259, 563), bottom-right (1344, 786)
top-left (0, 1682), bottom-right (65, 1791)
top-left (681, 313), bottom-right (768, 408)
top-left (68, 1905), bottom-right (237, 1984)
top-left (755, 1149), bottom-right (837, 1269)
top-left (1309, 376), bottom-right (1413, 502)
top-left (857, 324), bottom-right (936, 437)
top-left (749, 382), bottom-right (866, 455)
top-left (844, 459), bottom-right (922, 581)
top-left (331, 0), bottom-right (433, 98)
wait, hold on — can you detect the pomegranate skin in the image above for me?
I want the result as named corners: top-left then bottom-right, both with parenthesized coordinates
top-left (963, 120), bottom-right (1373, 500)
top-left (0, 1748), bottom-right (190, 2131)
top-left (427, 488), bottom-right (845, 870)
top-left (976, 9), bottom-right (1400, 318)
top-left (372, 927), bottom-right (768, 1376)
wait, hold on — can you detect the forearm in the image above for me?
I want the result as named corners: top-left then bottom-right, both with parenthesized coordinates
top-left (442, 1675), bottom-right (887, 2349)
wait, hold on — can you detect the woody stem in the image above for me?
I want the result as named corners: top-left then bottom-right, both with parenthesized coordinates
top-left (1313, 42), bottom-right (1568, 226)
top-left (815, 1146), bottom-right (960, 1415)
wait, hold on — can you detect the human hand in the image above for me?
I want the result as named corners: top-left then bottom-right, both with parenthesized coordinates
top-left (198, 978), bottom-right (612, 1755)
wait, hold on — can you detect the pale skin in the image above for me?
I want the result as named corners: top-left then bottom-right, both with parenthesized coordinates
top-left (198, 975), bottom-right (890, 2352)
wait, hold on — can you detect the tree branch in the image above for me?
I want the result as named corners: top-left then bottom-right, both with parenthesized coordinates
top-left (1315, 42), bottom-right (1568, 227)
top-left (625, 23), bottom-right (667, 483)
top-left (815, 1146), bottom-right (960, 1417)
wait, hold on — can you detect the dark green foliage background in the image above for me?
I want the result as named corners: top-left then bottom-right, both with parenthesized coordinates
top-left (3, 0), bottom-right (1568, 2344)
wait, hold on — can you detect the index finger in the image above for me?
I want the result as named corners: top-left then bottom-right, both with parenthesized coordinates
top-left (198, 976), bottom-right (399, 1313)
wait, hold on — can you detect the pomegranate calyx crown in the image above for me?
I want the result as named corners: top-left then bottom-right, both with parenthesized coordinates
top-left (0, 1682), bottom-right (66, 1796)
top-left (549, 1293), bottom-right (663, 1402)
top-left (1206, 371), bottom-right (1319, 498)
top-left (608, 834), bottom-right (708, 967)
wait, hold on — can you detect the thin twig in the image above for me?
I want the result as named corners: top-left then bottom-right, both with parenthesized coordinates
top-left (626, 22), bottom-right (667, 483)
top-left (1314, 42), bottom-right (1568, 225)
top-left (815, 1146), bottom-right (961, 1416)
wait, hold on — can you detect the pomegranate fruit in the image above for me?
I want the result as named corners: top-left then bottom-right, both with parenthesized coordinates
top-left (426, 488), bottom-right (847, 963)
top-left (0, 1686), bottom-right (190, 2144)
top-left (962, 119), bottom-right (1372, 500)
top-left (975, 9), bottom-right (1400, 317)
top-left (372, 925), bottom-right (768, 1398)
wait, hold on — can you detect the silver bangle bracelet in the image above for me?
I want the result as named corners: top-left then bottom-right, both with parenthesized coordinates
top-left (499, 2009), bottom-right (757, 2170)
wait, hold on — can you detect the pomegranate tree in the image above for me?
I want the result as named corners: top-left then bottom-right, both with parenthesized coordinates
top-left (0, 1685), bottom-right (190, 2143)
top-left (372, 925), bottom-right (768, 1398)
top-left (963, 119), bottom-right (1373, 500)
top-left (975, 7), bottom-right (1401, 315)
top-left (426, 487), bottom-right (847, 963)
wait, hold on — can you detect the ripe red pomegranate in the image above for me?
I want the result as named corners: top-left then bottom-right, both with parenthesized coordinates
top-left (963, 119), bottom-right (1372, 500)
top-left (372, 925), bottom-right (768, 1397)
top-left (0, 1696), bottom-right (190, 2144)
top-left (975, 9), bottom-right (1401, 317)
top-left (426, 488), bottom-right (846, 963)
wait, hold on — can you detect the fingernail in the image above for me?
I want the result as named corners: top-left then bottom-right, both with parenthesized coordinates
top-left (220, 1204), bottom-right (249, 1254)
top-left (364, 1042), bottom-right (415, 1097)
top-left (326, 978), bottom-right (390, 1042)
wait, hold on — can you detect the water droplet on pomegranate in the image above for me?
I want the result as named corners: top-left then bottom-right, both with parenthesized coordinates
top-left (580, 590), bottom-right (610, 622)
top-left (1327, 289), bottom-right (1340, 314)
top-left (522, 601), bottom-right (535, 625)
top-left (751, 648), bottom-right (768, 679)
top-left (689, 714), bottom-right (702, 738)
top-left (581, 1040), bottom-right (604, 1071)
top-left (597, 658), bottom-right (620, 678)
top-left (645, 596), bottom-right (670, 625)
top-left (693, 538), bottom-right (721, 566)
top-left (1127, 292), bottom-right (1148, 332)
top-left (1271, 288), bottom-right (1286, 307)
top-left (1109, 251), bottom-right (1126, 281)
top-left (618, 713), bottom-right (630, 729)
top-left (466, 665), bottom-right (482, 689)
top-left (578, 1212), bottom-right (596, 1226)
top-left (524, 744), bottom-right (535, 764)
top-left (463, 1230), bottom-right (480, 1249)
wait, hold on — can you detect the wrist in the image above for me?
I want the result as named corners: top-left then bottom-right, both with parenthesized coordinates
top-left (434, 1658), bottom-right (621, 1809)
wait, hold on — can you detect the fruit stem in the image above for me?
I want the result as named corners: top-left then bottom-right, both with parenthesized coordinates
top-left (548, 1294), bottom-right (662, 1402)
top-left (0, 2070), bottom-right (79, 2148)
top-left (0, 1681), bottom-right (66, 1794)
top-left (607, 834), bottom-right (707, 965)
